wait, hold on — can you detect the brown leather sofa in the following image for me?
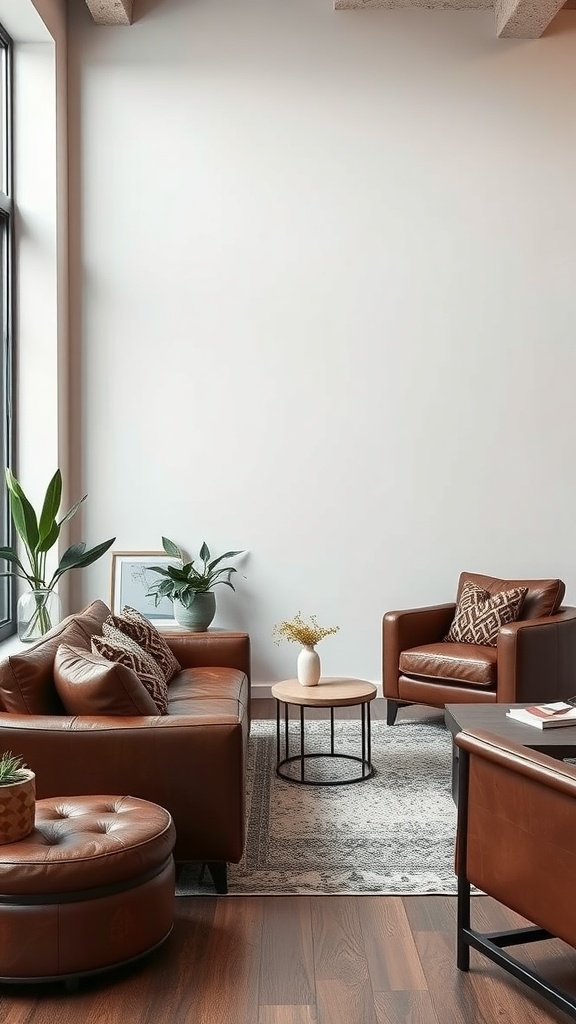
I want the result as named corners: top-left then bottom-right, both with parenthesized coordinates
top-left (383, 572), bottom-right (576, 725)
top-left (455, 727), bottom-right (576, 1019)
top-left (0, 600), bottom-right (251, 894)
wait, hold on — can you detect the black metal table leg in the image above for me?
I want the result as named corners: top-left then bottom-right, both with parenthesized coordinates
top-left (276, 699), bottom-right (280, 766)
top-left (284, 701), bottom-right (289, 761)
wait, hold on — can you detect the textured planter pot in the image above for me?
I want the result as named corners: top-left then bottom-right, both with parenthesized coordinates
top-left (297, 646), bottom-right (321, 687)
top-left (0, 770), bottom-right (36, 846)
top-left (173, 593), bottom-right (216, 632)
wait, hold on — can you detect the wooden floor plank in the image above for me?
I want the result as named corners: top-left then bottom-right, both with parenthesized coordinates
top-left (259, 1006), bottom-right (317, 1024)
top-left (259, 897), bottom-right (315, 1005)
top-left (312, 897), bottom-right (378, 1024)
top-left (374, 991), bottom-right (441, 1024)
top-left (193, 896), bottom-right (263, 1024)
top-left (358, 896), bottom-right (428, 992)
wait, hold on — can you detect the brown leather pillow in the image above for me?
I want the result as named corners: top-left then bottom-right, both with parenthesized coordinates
top-left (0, 620), bottom-right (92, 715)
top-left (54, 645), bottom-right (160, 716)
top-left (104, 606), bottom-right (181, 683)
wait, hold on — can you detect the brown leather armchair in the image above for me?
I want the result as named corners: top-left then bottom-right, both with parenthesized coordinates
top-left (455, 728), bottom-right (576, 1018)
top-left (383, 571), bottom-right (576, 726)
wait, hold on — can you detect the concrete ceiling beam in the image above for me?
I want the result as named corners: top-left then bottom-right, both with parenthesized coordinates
top-left (495, 0), bottom-right (566, 36)
top-left (85, 0), bottom-right (134, 25)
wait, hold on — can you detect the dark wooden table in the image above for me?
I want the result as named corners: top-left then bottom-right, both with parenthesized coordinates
top-left (444, 703), bottom-right (576, 800)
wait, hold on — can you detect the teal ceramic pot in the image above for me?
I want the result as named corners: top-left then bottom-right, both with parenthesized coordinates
top-left (173, 592), bottom-right (216, 632)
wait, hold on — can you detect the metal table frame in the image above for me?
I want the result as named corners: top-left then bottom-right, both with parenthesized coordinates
top-left (274, 698), bottom-right (373, 785)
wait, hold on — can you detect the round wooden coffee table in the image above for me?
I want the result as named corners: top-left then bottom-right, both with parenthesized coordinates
top-left (271, 677), bottom-right (377, 785)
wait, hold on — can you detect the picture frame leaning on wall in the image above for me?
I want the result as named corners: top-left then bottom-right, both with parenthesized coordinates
top-left (109, 551), bottom-right (177, 621)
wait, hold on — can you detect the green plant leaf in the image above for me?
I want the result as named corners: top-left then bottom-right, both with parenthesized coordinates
top-left (37, 470), bottom-right (62, 551)
top-left (50, 537), bottom-right (115, 582)
top-left (36, 520), bottom-right (60, 555)
top-left (5, 469), bottom-right (39, 556)
top-left (0, 547), bottom-right (28, 572)
top-left (199, 541), bottom-right (211, 564)
top-left (162, 537), bottom-right (182, 559)
top-left (207, 550), bottom-right (244, 571)
top-left (58, 495), bottom-right (87, 527)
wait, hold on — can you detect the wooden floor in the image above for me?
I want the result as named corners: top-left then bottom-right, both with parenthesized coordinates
top-left (1, 700), bottom-right (575, 1024)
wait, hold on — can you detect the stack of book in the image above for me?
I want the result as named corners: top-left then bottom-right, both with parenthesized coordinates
top-left (506, 701), bottom-right (576, 729)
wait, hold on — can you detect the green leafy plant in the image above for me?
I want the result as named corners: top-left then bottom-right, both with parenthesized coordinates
top-left (146, 536), bottom-right (244, 610)
top-left (0, 751), bottom-right (29, 785)
top-left (0, 468), bottom-right (116, 637)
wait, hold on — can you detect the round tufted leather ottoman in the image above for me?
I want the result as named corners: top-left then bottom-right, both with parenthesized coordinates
top-left (0, 794), bottom-right (176, 985)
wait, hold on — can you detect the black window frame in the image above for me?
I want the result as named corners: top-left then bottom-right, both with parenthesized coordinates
top-left (0, 22), bottom-right (14, 642)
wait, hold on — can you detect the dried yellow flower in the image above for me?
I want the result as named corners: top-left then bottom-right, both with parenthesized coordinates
top-left (273, 612), bottom-right (339, 648)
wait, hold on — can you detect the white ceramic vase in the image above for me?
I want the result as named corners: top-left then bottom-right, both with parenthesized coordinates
top-left (297, 645), bottom-right (321, 687)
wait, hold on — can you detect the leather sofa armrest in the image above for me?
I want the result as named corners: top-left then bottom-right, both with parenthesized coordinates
top-left (0, 713), bottom-right (247, 862)
top-left (383, 604), bottom-right (456, 699)
top-left (496, 606), bottom-right (576, 704)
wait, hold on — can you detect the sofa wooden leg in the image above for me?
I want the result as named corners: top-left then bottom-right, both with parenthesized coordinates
top-left (206, 861), bottom-right (228, 894)
top-left (386, 700), bottom-right (400, 726)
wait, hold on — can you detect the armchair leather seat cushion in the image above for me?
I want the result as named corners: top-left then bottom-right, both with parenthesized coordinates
top-left (399, 642), bottom-right (497, 688)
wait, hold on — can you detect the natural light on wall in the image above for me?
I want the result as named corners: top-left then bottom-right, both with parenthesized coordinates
top-left (0, 0), bottom-right (67, 635)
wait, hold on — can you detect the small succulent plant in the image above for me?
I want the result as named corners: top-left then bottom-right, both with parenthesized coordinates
top-left (0, 751), bottom-right (29, 785)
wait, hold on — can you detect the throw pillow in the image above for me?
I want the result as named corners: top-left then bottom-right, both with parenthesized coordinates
top-left (92, 627), bottom-right (169, 714)
top-left (54, 645), bottom-right (160, 716)
top-left (104, 606), bottom-right (181, 683)
top-left (445, 580), bottom-right (527, 647)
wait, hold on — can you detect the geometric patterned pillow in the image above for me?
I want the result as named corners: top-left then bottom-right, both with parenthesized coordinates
top-left (92, 627), bottom-right (169, 714)
top-left (445, 580), bottom-right (527, 647)
top-left (104, 606), bottom-right (181, 683)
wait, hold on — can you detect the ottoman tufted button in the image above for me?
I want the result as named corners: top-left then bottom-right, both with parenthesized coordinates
top-left (1, 795), bottom-right (176, 896)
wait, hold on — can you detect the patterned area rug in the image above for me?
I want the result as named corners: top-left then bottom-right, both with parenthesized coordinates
top-left (177, 715), bottom-right (461, 896)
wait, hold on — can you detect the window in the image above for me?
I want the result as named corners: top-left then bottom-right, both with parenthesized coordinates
top-left (0, 22), bottom-right (13, 641)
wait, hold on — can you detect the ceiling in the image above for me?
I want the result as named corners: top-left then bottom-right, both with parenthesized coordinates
top-left (84, 0), bottom-right (574, 38)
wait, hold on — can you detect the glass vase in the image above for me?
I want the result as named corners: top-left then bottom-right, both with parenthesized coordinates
top-left (17, 589), bottom-right (62, 643)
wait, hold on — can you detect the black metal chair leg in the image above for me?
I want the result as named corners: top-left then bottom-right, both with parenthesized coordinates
top-left (386, 699), bottom-right (400, 726)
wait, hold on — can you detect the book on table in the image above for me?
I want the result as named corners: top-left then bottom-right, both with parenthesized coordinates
top-left (506, 701), bottom-right (576, 729)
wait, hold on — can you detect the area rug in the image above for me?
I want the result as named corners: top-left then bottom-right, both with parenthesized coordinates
top-left (177, 715), bottom-right (463, 896)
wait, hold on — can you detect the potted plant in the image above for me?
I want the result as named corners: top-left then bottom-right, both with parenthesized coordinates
top-left (146, 536), bottom-right (244, 631)
top-left (273, 612), bottom-right (339, 686)
top-left (0, 468), bottom-right (116, 642)
top-left (0, 752), bottom-right (35, 846)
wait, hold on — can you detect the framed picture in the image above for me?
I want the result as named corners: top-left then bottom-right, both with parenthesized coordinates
top-left (110, 551), bottom-right (177, 620)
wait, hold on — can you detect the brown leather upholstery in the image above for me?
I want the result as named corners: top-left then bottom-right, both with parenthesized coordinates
top-left (383, 575), bottom-right (576, 724)
top-left (399, 643), bottom-right (497, 687)
top-left (0, 607), bottom-right (251, 877)
top-left (0, 794), bottom-right (175, 982)
top-left (54, 644), bottom-right (160, 715)
top-left (454, 729), bottom-right (576, 1015)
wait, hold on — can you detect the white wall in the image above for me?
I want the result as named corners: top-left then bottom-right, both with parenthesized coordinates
top-left (67, 0), bottom-right (576, 687)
